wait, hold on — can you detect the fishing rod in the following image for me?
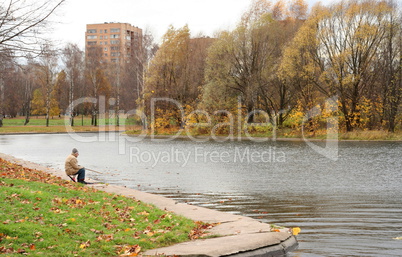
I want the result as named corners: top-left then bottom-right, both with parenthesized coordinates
top-left (86, 168), bottom-right (103, 174)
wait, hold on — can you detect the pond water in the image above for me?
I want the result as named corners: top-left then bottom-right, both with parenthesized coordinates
top-left (1, 133), bottom-right (402, 256)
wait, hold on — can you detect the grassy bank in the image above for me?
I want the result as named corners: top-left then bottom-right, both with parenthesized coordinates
top-left (1, 116), bottom-right (121, 126)
top-left (1, 116), bottom-right (402, 141)
top-left (0, 116), bottom-right (129, 134)
top-left (125, 128), bottom-right (402, 141)
top-left (0, 125), bottom-right (125, 134)
top-left (0, 159), bottom-right (210, 256)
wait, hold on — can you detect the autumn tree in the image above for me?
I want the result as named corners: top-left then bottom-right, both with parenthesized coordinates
top-left (124, 27), bottom-right (151, 103)
top-left (35, 43), bottom-right (59, 126)
top-left (0, 0), bottom-right (64, 126)
top-left (283, 0), bottom-right (395, 131)
top-left (20, 56), bottom-right (38, 125)
top-left (0, 51), bottom-right (15, 126)
top-left (103, 43), bottom-right (140, 127)
top-left (203, 0), bottom-right (273, 123)
top-left (0, 53), bottom-right (25, 118)
top-left (85, 45), bottom-right (110, 126)
top-left (142, 25), bottom-right (214, 130)
top-left (272, 0), bottom-right (287, 20)
top-left (201, 30), bottom-right (240, 113)
top-left (31, 88), bottom-right (46, 116)
top-left (142, 28), bottom-right (159, 68)
top-left (377, 0), bottom-right (402, 132)
top-left (289, 0), bottom-right (308, 20)
top-left (0, 54), bottom-right (37, 125)
top-left (53, 70), bottom-right (68, 114)
top-left (144, 25), bottom-right (190, 103)
top-left (143, 25), bottom-right (190, 127)
top-left (257, 1), bottom-right (307, 126)
top-left (62, 43), bottom-right (84, 126)
top-left (202, 0), bottom-right (306, 126)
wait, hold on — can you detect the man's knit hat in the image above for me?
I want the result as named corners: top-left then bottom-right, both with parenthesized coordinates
top-left (72, 148), bottom-right (78, 154)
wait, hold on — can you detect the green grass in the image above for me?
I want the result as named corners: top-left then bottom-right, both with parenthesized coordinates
top-left (2, 116), bottom-right (402, 141)
top-left (340, 130), bottom-right (402, 141)
top-left (0, 126), bottom-right (125, 134)
top-left (0, 160), bottom-right (198, 256)
top-left (0, 116), bottom-right (141, 134)
top-left (2, 116), bottom-right (123, 127)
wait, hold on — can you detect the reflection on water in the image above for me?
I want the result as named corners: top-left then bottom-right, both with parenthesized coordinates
top-left (0, 134), bottom-right (402, 256)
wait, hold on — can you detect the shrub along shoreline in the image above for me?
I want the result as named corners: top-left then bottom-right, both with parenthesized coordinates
top-left (0, 158), bottom-right (209, 256)
top-left (1, 116), bottom-right (401, 140)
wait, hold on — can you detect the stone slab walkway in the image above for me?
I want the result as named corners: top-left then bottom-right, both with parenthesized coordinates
top-left (0, 153), bottom-right (298, 256)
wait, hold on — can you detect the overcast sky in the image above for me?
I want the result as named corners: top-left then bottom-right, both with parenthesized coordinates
top-left (49, 0), bottom-right (399, 49)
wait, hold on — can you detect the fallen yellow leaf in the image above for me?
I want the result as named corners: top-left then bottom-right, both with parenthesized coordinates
top-left (292, 227), bottom-right (301, 236)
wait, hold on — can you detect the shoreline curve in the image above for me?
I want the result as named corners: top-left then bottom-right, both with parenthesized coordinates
top-left (0, 152), bottom-right (298, 256)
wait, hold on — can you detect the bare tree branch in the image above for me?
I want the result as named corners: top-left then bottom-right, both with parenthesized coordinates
top-left (0, 0), bottom-right (65, 56)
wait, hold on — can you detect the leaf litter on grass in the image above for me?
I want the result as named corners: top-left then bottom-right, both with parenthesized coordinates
top-left (0, 158), bottom-right (216, 256)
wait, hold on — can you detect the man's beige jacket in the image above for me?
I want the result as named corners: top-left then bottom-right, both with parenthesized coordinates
top-left (65, 154), bottom-right (83, 175)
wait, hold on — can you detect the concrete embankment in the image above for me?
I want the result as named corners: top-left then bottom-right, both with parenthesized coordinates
top-left (0, 153), bottom-right (298, 256)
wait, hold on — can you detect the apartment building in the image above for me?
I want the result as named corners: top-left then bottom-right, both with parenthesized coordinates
top-left (85, 22), bottom-right (142, 63)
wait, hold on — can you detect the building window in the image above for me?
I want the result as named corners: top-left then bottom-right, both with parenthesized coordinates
top-left (111, 46), bottom-right (120, 51)
top-left (100, 42), bottom-right (103, 45)
top-left (111, 52), bottom-right (121, 57)
top-left (104, 35), bottom-right (108, 39)
top-left (87, 35), bottom-right (97, 39)
top-left (110, 34), bottom-right (120, 39)
top-left (110, 40), bottom-right (120, 45)
top-left (87, 29), bottom-right (97, 33)
top-left (104, 47), bottom-right (108, 51)
top-left (126, 36), bottom-right (131, 40)
top-left (104, 29), bottom-right (107, 33)
top-left (104, 41), bottom-right (108, 45)
top-left (110, 28), bottom-right (120, 33)
top-left (105, 53), bottom-right (108, 57)
top-left (100, 36), bottom-right (103, 40)
top-left (87, 41), bottom-right (97, 45)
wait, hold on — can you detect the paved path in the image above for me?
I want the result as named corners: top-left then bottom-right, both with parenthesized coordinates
top-left (0, 153), bottom-right (298, 256)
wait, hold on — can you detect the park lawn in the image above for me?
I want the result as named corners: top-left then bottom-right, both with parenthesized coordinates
top-left (0, 159), bottom-right (207, 256)
top-left (2, 116), bottom-right (121, 126)
top-left (0, 125), bottom-right (126, 134)
top-left (1, 116), bottom-right (402, 141)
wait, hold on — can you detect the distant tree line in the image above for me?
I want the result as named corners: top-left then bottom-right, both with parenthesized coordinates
top-left (0, 0), bottom-right (401, 133)
top-left (0, 0), bottom-right (156, 127)
top-left (144, 0), bottom-right (402, 133)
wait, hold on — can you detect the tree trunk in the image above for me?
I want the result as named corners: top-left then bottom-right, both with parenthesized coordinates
top-left (341, 101), bottom-right (353, 132)
top-left (24, 112), bottom-right (30, 125)
top-left (69, 80), bottom-right (74, 126)
top-left (23, 96), bottom-right (31, 125)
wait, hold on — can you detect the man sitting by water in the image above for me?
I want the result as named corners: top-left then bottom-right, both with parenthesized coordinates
top-left (65, 148), bottom-right (88, 184)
